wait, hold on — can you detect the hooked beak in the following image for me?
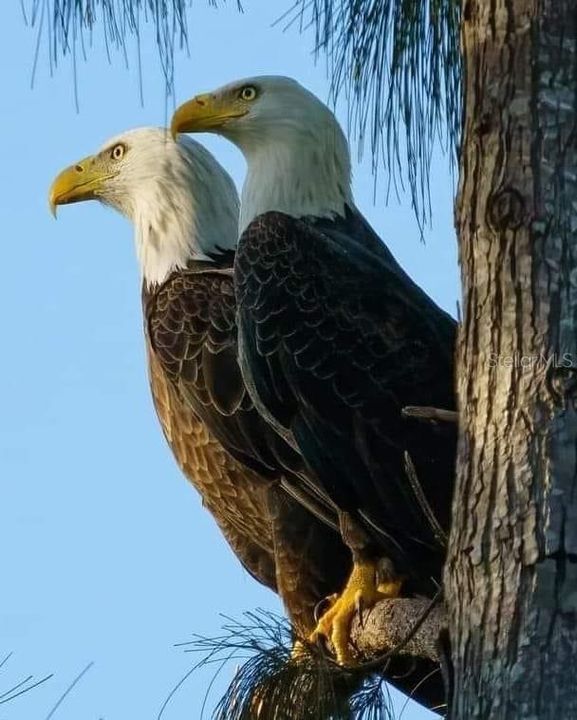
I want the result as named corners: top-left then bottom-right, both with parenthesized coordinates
top-left (49, 156), bottom-right (115, 217)
top-left (171, 93), bottom-right (247, 138)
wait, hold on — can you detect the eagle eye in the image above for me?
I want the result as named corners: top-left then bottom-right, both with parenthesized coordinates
top-left (239, 86), bottom-right (257, 102)
top-left (110, 143), bottom-right (126, 161)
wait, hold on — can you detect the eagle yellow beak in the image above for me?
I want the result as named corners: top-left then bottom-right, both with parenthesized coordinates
top-left (171, 93), bottom-right (247, 138)
top-left (49, 156), bottom-right (115, 217)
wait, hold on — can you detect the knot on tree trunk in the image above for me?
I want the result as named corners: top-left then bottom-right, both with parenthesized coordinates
top-left (548, 364), bottom-right (577, 403)
top-left (488, 187), bottom-right (525, 231)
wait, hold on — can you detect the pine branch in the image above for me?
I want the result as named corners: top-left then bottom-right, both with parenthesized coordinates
top-left (402, 406), bottom-right (458, 423)
top-left (286, 0), bottom-right (462, 227)
top-left (22, 0), bottom-right (236, 98)
top-left (179, 599), bottom-right (447, 719)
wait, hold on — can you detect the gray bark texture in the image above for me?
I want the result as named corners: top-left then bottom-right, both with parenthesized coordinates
top-left (350, 597), bottom-right (445, 663)
top-left (446, 1), bottom-right (577, 718)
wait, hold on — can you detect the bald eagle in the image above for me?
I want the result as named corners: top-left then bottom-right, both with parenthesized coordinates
top-left (48, 127), bottom-right (351, 637)
top-left (172, 78), bottom-right (457, 665)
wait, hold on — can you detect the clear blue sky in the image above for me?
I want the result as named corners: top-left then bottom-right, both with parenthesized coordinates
top-left (0, 2), bottom-right (458, 718)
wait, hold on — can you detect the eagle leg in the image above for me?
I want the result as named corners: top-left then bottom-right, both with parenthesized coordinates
top-left (308, 556), bottom-right (402, 665)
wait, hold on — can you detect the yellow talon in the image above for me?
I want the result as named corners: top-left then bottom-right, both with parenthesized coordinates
top-left (290, 639), bottom-right (309, 662)
top-left (308, 559), bottom-right (402, 665)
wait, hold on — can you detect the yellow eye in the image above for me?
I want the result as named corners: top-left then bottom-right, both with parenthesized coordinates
top-left (239, 86), bottom-right (257, 102)
top-left (111, 143), bottom-right (125, 160)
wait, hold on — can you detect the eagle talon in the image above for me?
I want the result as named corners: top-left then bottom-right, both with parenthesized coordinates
top-left (308, 559), bottom-right (402, 666)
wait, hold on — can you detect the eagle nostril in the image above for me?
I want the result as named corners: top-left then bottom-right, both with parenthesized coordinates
top-left (75, 164), bottom-right (84, 173)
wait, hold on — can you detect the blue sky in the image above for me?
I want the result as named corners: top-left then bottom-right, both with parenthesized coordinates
top-left (0, 2), bottom-right (458, 718)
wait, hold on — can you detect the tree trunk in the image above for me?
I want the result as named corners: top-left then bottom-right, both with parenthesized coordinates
top-left (446, 1), bottom-right (577, 718)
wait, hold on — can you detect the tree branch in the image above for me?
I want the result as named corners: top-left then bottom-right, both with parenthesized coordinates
top-left (350, 597), bottom-right (447, 664)
top-left (402, 406), bottom-right (458, 423)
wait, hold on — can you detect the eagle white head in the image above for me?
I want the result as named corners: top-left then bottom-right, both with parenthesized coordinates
top-left (171, 76), bottom-right (353, 232)
top-left (49, 127), bottom-right (239, 287)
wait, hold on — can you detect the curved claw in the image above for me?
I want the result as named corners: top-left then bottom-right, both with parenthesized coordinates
top-left (308, 560), bottom-right (403, 666)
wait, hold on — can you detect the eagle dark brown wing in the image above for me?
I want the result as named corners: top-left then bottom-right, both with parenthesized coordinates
top-left (146, 266), bottom-right (296, 478)
top-left (235, 209), bottom-right (457, 594)
top-left (147, 346), bottom-right (278, 590)
top-left (143, 263), bottom-right (350, 635)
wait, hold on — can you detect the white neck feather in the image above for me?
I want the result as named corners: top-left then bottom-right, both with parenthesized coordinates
top-left (135, 159), bottom-right (238, 288)
top-left (103, 132), bottom-right (239, 288)
top-left (234, 125), bottom-right (353, 233)
top-left (131, 179), bottom-right (225, 288)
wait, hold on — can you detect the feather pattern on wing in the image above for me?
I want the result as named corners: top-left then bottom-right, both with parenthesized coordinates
top-left (235, 209), bottom-right (457, 593)
top-left (143, 261), bottom-right (351, 636)
top-left (146, 346), bottom-right (278, 589)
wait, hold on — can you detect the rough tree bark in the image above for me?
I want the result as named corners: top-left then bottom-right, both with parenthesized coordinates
top-left (350, 597), bottom-right (445, 663)
top-left (446, 1), bottom-right (577, 718)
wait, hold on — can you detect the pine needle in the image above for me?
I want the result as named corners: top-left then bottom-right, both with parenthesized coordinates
top-left (284, 0), bottom-right (462, 228)
top-left (177, 609), bottom-right (399, 720)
